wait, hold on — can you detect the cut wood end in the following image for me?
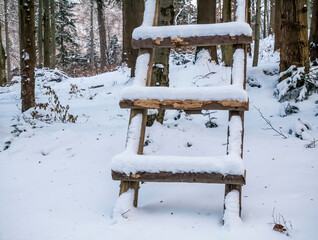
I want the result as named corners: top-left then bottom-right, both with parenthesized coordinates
top-left (130, 173), bottom-right (141, 179)
top-left (154, 38), bottom-right (163, 45)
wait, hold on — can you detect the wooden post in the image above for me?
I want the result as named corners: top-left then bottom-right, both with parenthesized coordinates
top-left (118, 0), bottom-right (160, 207)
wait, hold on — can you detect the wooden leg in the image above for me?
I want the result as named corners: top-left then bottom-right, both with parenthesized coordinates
top-left (119, 181), bottom-right (140, 207)
top-left (224, 184), bottom-right (242, 217)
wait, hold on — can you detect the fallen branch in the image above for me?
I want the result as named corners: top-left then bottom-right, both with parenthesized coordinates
top-left (254, 105), bottom-right (287, 139)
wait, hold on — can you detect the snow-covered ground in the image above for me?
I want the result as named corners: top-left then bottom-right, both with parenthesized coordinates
top-left (0, 37), bottom-right (317, 240)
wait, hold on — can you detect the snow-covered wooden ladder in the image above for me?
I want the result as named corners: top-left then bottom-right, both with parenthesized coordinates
top-left (111, 0), bottom-right (252, 219)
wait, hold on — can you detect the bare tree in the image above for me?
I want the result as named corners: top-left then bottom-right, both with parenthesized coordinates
top-left (38, 0), bottom-right (44, 67)
top-left (274, 0), bottom-right (281, 51)
top-left (0, 22), bottom-right (6, 86)
top-left (4, 0), bottom-right (11, 81)
top-left (269, 0), bottom-right (275, 35)
top-left (50, 0), bottom-right (56, 69)
top-left (280, 0), bottom-right (309, 74)
top-left (89, 0), bottom-right (95, 70)
top-left (253, 0), bottom-right (261, 67)
top-left (148, 0), bottom-right (174, 126)
top-left (96, 0), bottom-right (107, 71)
top-left (20, 0), bottom-right (36, 112)
top-left (44, 0), bottom-right (51, 68)
top-left (122, 0), bottom-right (144, 77)
top-left (221, 0), bottom-right (233, 66)
top-left (196, 0), bottom-right (218, 64)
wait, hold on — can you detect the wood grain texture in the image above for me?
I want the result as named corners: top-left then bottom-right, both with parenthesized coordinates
top-left (132, 34), bottom-right (253, 49)
top-left (112, 171), bottom-right (246, 185)
top-left (120, 99), bottom-right (249, 111)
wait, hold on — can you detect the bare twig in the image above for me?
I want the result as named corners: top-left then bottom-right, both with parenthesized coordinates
top-left (254, 106), bottom-right (287, 139)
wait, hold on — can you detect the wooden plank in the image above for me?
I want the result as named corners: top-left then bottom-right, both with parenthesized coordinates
top-left (120, 99), bottom-right (249, 111)
top-left (112, 171), bottom-right (246, 185)
top-left (132, 34), bottom-right (253, 49)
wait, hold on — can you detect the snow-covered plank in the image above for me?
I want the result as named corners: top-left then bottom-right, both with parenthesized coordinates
top-left (132, 22), bottom-right (252, 49)
top-left (111, 153), bottom-right (244, 176)
top-left (120, 99), bottom-right (248, 111)
top-left (112, 171), bottom-right (245, 184)
top-left (119, 85), bottom-right (249, 110)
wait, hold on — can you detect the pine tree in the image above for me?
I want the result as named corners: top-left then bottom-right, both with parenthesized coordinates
top-left (55, 0), bottom-right (78, 68)
top-left (107, 35), bottom-right (120, 65)
top-left (310, 0), bottom-right (318, 64)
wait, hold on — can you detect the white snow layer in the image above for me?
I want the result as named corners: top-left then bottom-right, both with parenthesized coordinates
top-left (133, 53), bottom-right (150, 86)
top-left (228, 116), bottom-right (243, 157)
top-left (112, 189), bottom-right (135, 223)
top-left (236, 0), bottom-right (246, 23)
top-left (121, 85), bottom-right (248, 102)
top-left (111, 115), bottom-right (244, 176)
top-left (232, 49), bottom-right (245, 88)
top-left (142, 0), bottom-right (156, 26)
top-left (133, 22), bottom-right (252, 40)
top-left (223, 190), bottom-right (242, 228)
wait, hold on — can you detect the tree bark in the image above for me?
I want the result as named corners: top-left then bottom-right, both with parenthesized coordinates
top-left (310, 0), bottom-right (318, 64)
top-left (50, 0), bottom-right (56, 69)
top-left (90, 0), bottom-right (95, 70)
top-left (44, 0), bottom-right (51, 68)
top-left (0, 23), bottom-right (6, 86)
top-left (263, 0), bottom-right (267, 38)
top-left (20, 0), bottom-right (36, 112)
top-left (221, 0), bottom-right (233, 66)
top-left (4, 0), bottom-right (11, 81)
top-left (274, 0), bottom-right (281, 51)
top-left (96, 0), bottom-right (107, 71)
top-left (280, 0), bottom-right (309, 73)
top-left (122, 0), bottom-right (144, 77)
top-left (247, 0), bottom-right (252, 56)
top-left (252, 0), bottom-right (261, 67)
top-left (196, 0), bottom-right (218, 64)
top-left (269, 0), bottom-right (275, 35)
top-left (38, 0), bottom-right (43, 67)
top-left (147, 0), bottom-right (174, 126)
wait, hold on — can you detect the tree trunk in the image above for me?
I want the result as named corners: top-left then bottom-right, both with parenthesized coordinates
top-left (50, 0), bottom-right (56, 69)
top-left (0, 23), bottom-right (6, 86)
top-left (38, 0), bottom-right (43, 67)
top-left (20, 0), bottom-right (36, 112)
top-left (280, 0), bottom-right (309, 73)
top-left (196, 0), bottom-right (218, 64)
top-left (4, 0), bottom-right (11, 81)
top-left (90, 0), bottom-right (95, 70)
top-left (269, 0), bottom-right (275, 35)
top-left (19, 0), bottom-right (25, 73)
top-left (122, 0), bottom-right (144, 77)
top-left (274, 0), bottom-right (281, 51)
top-left (96, 0), bottom-right (107, 71)
top-left (310, 0), bottom-right (318, 64)
top-left (247, 0), bottom-right (252, 56)
top-left (252, 0), bottom-right (261, 67)
top-left (44, 0), bottom-right (50, 68)
top-left (147, 0), bottom-right (174, 126)
top-left (263, 0), bottom-right (267, 38)
top-left (221, 0), bottom-right (233, 66)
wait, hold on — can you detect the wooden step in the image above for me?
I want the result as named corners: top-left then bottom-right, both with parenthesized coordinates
top-left (132, 22), bottom-right (253, 49)
top-left (112, 170), bottom-right (246, 185)
top-left (120, 86), bottom-right (249, 111)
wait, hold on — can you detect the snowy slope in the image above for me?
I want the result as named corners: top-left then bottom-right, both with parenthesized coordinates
top-left (0, 39), bottom-right (318, 240)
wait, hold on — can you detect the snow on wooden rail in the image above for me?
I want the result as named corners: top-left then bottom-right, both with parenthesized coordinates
top-left (132, 22), bottom-right (252, 49)
top-left (111, 115), bottom-right (245, 183)
top-left (119, 85), bottom-right (249, 111)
